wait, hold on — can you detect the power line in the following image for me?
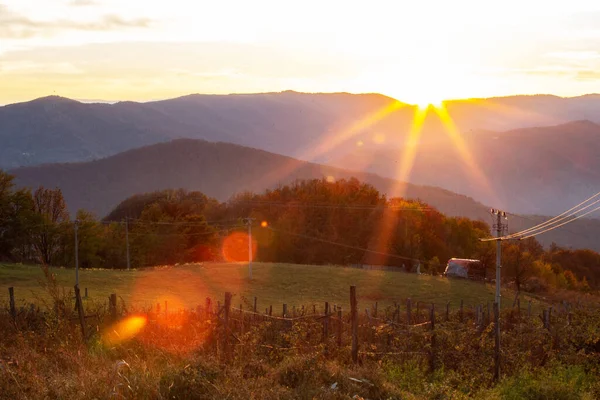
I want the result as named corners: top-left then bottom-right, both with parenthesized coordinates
top-left (228, 200), bottom-right (431, 211)
top-left (506, 212), bottom-right (589, 241)
top-left (265, 225), bottom-right (427, 265)
top-left (503, 191), bottom-right (600, 239)
top-left (480, 191), bottom-right (600, 242)
top-left (519, 204), bottom-right (600, 240)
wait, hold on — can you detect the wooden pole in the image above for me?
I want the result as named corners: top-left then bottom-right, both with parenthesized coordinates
top-left (337, 308), bottom-right (343, 347)
top-left (269, 305), bottom-right (272, 316)
top-left (206, 297), bottom-right (212, 319)
top-left (253, 297), bottom-right (257, 314)
top-left (223, 292), bottom-right (232, 359)
top-left (109, 293), bottom-right (117, 321)
top-left (494, 302), bottom-right (500, 382)
top-left (283, 304), bottom-right (287, 318)
top-left (407, 298), bottom-right (412, 325)
top-left (75, 285), bottom-right (87, 340)
top-left (8, 287), bottom-right (16, 322)
top-left (350, 286), bottom-right (358, 363)
top-left (323, 302), bottom-right (329, 342)
top-left (430, 303), bottom-right (435, 371)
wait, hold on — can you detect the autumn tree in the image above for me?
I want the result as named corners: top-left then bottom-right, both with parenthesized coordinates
top-left (31, 187), bottom-right (70, 264)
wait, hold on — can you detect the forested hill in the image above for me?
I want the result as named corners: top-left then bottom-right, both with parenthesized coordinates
top-left (9, 139), bottom-right (600, 251)
top-left (10, 139), bottom-right (486, 219)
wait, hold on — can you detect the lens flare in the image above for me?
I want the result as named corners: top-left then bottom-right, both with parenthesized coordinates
top-left (261, 221), bottom-right (268, 228)
top-left (432, 104), bottom-right (496, 202)
top-left (222, 231), bottom-right (257, 262)
top-left (102, 315), bottom-right (147, 346)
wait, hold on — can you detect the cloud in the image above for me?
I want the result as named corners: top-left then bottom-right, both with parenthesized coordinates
top-left (546, 51), bottom-right (600, 61)
top-left (575, 70), bottom-right (600, 81)
top-left (67, 0), bottom-right (98, 6)
top-left (0, 5), bottom-right (152, 38)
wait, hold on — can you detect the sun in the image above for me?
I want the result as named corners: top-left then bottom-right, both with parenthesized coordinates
top-left (415, 98), bottom-right (444, 110)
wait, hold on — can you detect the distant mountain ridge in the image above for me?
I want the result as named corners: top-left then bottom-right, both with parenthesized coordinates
top-left (10, 139), bottom-right (600, 252)
top-left (2, 91), bottom-right (600, 215)
top-left (330, 119), bottom-right (600, 215)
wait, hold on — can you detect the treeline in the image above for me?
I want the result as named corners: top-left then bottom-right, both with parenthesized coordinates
top-left (0, 171), bottom-right (597, 292)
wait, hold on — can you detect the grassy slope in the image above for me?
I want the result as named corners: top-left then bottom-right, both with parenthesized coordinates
top-left (0, 262), bottom-right (537, 312)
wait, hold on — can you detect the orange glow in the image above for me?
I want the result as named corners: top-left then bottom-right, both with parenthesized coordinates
top-left (432, 104), bottom-right (496, 201)
top-left (367, 105), bottom-right (429, 266)
top-left (394, 105), bottom-right (428, 189)
top-left (221, 231), bottom-right (257, 262)
top-left (310, 100), bottom-right (405, 159)
top-left (253, 100), bottom-right (408, 189)
top-left (102, 315), bottom-right (147, 346)
top-left (261, 221), bottom-right (268, 228)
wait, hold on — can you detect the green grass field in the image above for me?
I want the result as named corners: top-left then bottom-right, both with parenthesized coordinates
top-left (1, 262), bottom-right (538, 312)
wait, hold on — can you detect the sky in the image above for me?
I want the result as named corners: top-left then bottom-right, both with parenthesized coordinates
top-left (1, 0), bottom-right (600, 105)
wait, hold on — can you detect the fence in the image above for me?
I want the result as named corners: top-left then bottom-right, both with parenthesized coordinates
top-left (4, 285), bottom-right (580, 381)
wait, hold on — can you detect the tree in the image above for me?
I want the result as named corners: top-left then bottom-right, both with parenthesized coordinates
top-left (503, 243), bottom-right (535, 293)
top-left (31, 187), bottom-right (70, 264)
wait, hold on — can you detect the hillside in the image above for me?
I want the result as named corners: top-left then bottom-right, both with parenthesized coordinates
top-left (10, 139), bottom-right (600, 251)
top-left (330, 120), bottom-right (600, 216)
top-left (2, 92), bottom-right (600, 215)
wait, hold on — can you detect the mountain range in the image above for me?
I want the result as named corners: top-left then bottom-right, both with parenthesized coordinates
top-left (10, 139), bottom-right (600, 252)
top-left (1, 90), bottom-right (599, 216)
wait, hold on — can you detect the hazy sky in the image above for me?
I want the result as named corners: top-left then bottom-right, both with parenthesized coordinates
top-left (1, 0), bottom-right (600, 104)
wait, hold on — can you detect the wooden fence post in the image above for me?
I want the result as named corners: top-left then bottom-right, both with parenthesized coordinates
top-left (269, 305), bottom-right (273, 316)
top-left (8, 287), bottom-right (16, 322)
top-left (109, 293), bottom-right (117, 321)
top-left (350, 286), bottom-right (358, 363)
top-left (460, 299), bottom-right (464, 323)
top-left (253, 297), bottom-right (257, 314)
top-left (543, 309), bottom-right (550, 330)
top-left (74, 285), bottom-right (87, 340)
top-left (84, 287), bottom-right (88, 298)
top-left (205, 297), bottom-right (212, 319)
top-left (323, 302), bottom-right (329, 342)
top-left (407, 298), bottom-right (412, 325)
top-left (430, 303), bottom-right (435, 372)
top-left (337, 308), bottom-right (343, 347)
top-left (283, 304), bottom-right (287, 318)
top-left (494, 302), bottom-right (500, 382)
top-left (223, 292), bottom-right (232, 360)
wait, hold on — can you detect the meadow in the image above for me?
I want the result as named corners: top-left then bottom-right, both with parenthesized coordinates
top-left (1, 262), bottom-right (599, 399)
top-left (1, 262), bottom-right (537, 313)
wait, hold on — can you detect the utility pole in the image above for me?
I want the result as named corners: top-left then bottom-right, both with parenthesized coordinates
top-left (244, 218), bottom-right (255, 279)
top-left (125, 217), bottom-right (131, 270)
top-left (490, 209), bottom-right (508, 307)
top-left (74, 219), bottom-right (80, 287)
